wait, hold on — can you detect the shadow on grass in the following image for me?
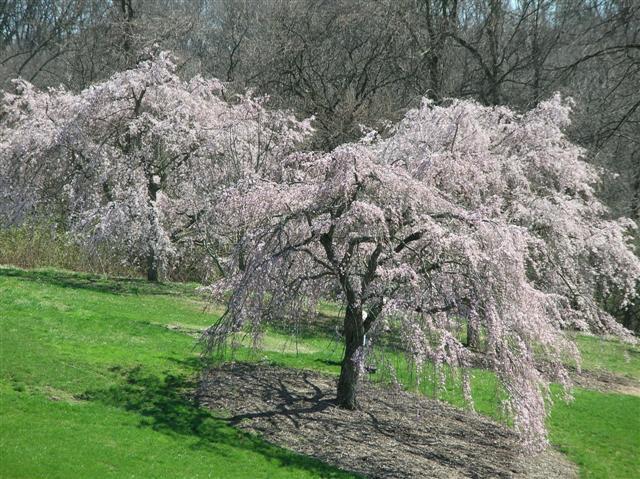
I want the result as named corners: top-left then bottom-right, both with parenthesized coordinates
top-left (0, 266), bottom-right (200, 297)
top-left (315, 358), bottom-right (342, 367)
top-left (81, 366), bottom-right (358, 478)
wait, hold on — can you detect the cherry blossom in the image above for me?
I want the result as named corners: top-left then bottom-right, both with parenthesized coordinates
top-left (0, 51), bottom-right (312, 280)
top-left (205, 95), bottom-right (640, 449)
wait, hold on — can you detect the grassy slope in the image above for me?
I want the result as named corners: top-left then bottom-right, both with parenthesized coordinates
top-left (573, 334), bottom-right (640, 381)
top-left (548, 389), bottom-right (639, 478)
top-left (0, 267), bottom-right (356, 479)
top-left (546, 335), bottom-right (640, 478)
top-left (1, 267), bottom-right (639, 478)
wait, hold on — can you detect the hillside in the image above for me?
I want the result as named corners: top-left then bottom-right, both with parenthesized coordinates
top-left (1, 267), bottom-right (638, 478)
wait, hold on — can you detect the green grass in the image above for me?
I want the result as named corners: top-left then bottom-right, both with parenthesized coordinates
top-left (1, 266), bottom-right (639, 478)
top-left (549, 388), bottom-right (640, 478)
top-left (0, 266), bottom-right (356, 479)
top-left (572, 333), bottom-right (640, 381)
top-left (546, 335), bottom-right (640, 478)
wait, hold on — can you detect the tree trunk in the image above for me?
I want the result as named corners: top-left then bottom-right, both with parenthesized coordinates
top-left (146, 177), bottom-right (162, 282)
top-left (632, 166), bottom-right (639, 222)
top-left (467, 315), bottom-right (480, 349)
top-left (428, 53), bottom-right (442, 101)
top-left (336, 305), bottom-right (365, 409)
top-left (147, 250), bottom-right (159, 281)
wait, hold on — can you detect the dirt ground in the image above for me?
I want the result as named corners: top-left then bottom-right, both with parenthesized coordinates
top-left (198, 363), bottom-right (578, 478)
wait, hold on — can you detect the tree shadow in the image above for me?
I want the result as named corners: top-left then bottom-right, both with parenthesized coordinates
top-left (81, 366), bottom-right (358, 478)
top-left (199, 363), bottom-right (529, 479)
top-left (0, 266), bottom-right (200, 297)
top-left (164, 356), bottom-right (208, 370)
top-left (265, 312), bottom-right (344, 342)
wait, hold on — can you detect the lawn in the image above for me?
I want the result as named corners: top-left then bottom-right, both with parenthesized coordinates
top-left (0, 267), bottom-right (355, 479)
top-left (1, 266), bottom-right (638, 478)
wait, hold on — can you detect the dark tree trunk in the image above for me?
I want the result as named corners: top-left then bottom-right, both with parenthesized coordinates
top-left (632, 166), bottom-right (639, 222)
top-left (147, 252), bottom-right (159, 281)
top-left (467, 316), bottom-right (480, 349)
top-left (146, 176), bottom-right (161, 282)
top-left (336, 305), bottom-right (365, 409)
top-left (428, 54), bottom-right (442, 100)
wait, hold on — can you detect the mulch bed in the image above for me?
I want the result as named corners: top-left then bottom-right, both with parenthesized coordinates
top-left (198, 363), bottom-right (577, 478)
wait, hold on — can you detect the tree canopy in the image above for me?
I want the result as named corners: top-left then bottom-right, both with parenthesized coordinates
top-left (205, 95), bottom-right (640, 448)
top-left (0, 51), bottom-right (311, 280)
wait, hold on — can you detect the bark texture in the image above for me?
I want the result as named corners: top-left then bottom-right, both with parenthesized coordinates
top-left (336, 306), bottom-right (365, 409)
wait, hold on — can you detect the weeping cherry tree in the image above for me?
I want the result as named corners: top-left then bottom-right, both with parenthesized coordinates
top-left (205, 95), bottom-right (640, 449)
top-left (0, 51), bottom-right (311, 280)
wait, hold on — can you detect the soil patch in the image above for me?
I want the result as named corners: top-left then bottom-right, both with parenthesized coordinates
top-left (199, 363), bottom-right (577, 478)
